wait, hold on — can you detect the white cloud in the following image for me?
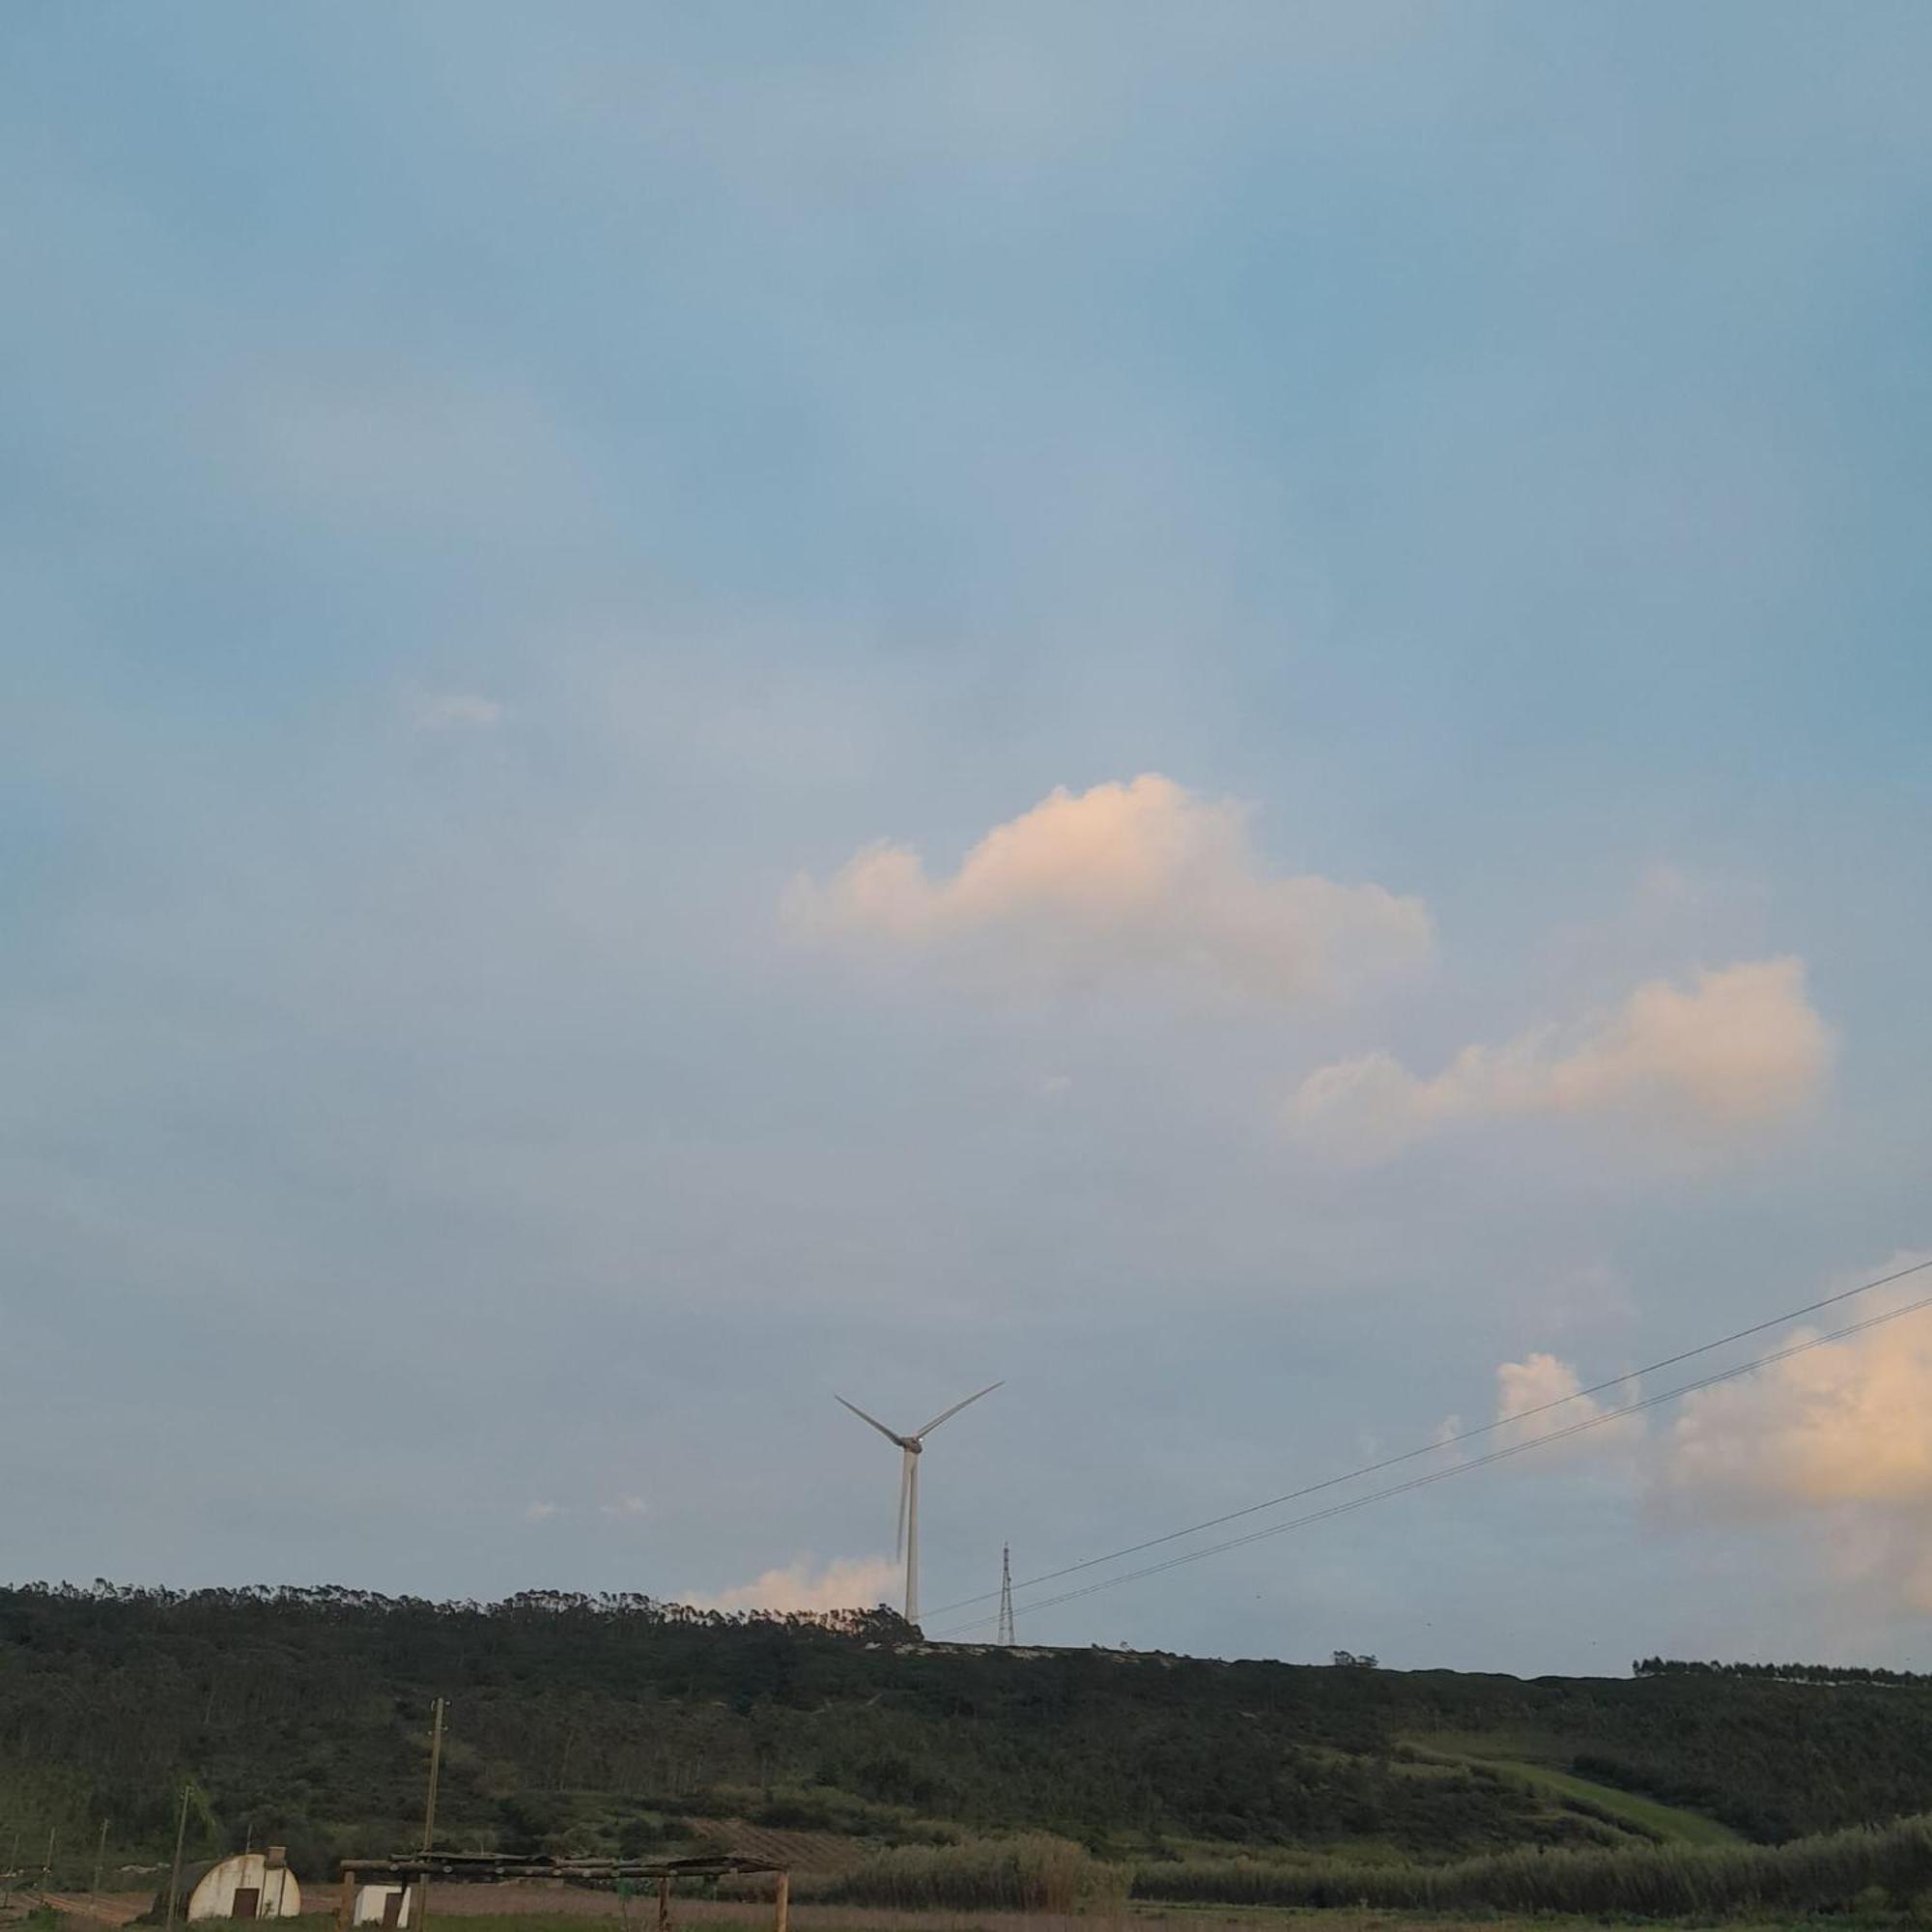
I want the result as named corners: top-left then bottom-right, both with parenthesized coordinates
top-left (522, 1494), bottom-right (648, 1524)
top-left (412, 691), bottom-right (507, 731)
top-left (1492, 1351), bottom-right (1643, 1456)
top-left (1658, 1262), bottom-right (1932, 1607)
top-left (787, 774), bottom-right (1432, 1002)
top-left (683, 1553), bottom-right (902, 1615)
top-left (1287, 958), bottom-right (1831, 1158)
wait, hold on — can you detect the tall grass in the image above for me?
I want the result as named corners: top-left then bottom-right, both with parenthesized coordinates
top-left (1133, 1812), bottom-right (1932, 1916)
top-left (820, 1835), bottom-right (1126, 1915)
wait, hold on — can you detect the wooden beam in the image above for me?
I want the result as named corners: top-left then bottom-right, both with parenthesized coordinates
top-left (773, 1870), bottom-right (789, 1932)
top-left (338, 1869), bottom-right (356, 1932)
top-left (656, 1875), bottom-right (670, 1932)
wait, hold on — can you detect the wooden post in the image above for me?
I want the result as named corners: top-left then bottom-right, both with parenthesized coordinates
top-left (421, 1701), bottom-right (445, 1851)
top-left (773, 1870), bottom-right (789, 1932)
top-left (42, 1826), bottom-right (56, 1893)
top-left (418, 1698), bottom-right (445, 1932)
top-left (338, 1868), bottom-right (356, 1932)
top-left (164, 1782), bottom-right (191, 1932)
top-left (656, 1874), bottom-right (671, 1932)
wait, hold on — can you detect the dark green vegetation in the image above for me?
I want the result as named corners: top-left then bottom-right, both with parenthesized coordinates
top-left (1634, 1657), bottom-right (1932, 1687)
top-left (4, 1584), bottom-right (1932, 1909)
top-left (1134, 1814), bottom-right (1932, 1917)
top-left (813, 1833), bottom-right (1127, 1912)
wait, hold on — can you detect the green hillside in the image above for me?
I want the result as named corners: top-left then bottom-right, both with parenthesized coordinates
top-left (1402, 1741), bottom-right (1742, 1847)
top-left (2, 1584), bottom-right (1930, 1889)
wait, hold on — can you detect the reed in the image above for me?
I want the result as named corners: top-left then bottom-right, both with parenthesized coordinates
top-left (820, 1834), bottom-right (1126, 1914)
top-left (1133, 1811), bottom-right (1932, 1916)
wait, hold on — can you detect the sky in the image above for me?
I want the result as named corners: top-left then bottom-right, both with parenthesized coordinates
top-left (5, 2), bottom-right (1932, 1675)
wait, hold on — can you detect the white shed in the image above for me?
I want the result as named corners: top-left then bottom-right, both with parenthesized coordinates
top-left (352, 1884), bottom-right (413, 1927)
top-left (182, 1851), bottom-right (301, 1921)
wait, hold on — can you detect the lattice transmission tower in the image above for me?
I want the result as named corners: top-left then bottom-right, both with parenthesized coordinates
top-left (996, 1544), bottom-right (1016, 1646)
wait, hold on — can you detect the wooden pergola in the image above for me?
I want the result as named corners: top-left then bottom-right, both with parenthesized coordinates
top-left (337, 1853), bottom-right (792, 1932)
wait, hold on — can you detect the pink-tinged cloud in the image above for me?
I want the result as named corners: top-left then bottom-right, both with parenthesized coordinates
top-left (1664, 1278), bottom-right (1932, 1511)
top-left (1658, 1264), bottom-right (1932, 1608)
top-left (1492, 1351), bottom-right (1644, 1455)
top-left (683, 1554), bottom-right (902, 1614)
top-left (787, 774), bottom-right (1432, 1002)
top-left (1287, 958), bottom-right (1832, 1158)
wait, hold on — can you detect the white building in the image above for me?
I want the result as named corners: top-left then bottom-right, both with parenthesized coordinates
top-left (179, 1850), bottom-right (302, 1921)
top-left (352, 1884), bottom-right (414, 1928)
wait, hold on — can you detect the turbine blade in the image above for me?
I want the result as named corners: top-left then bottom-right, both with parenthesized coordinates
top-left (914, 1380), bottom-right (1003, 1439)
top-left (837, 1395), bottom-right (905, 1445)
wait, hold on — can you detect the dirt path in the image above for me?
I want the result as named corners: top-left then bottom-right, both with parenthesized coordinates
top-left (39, 1894), bottom-right (145, 1925)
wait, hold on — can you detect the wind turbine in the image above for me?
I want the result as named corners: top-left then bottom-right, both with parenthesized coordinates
top-left (837, 1382), bottom-right (1001, 1628)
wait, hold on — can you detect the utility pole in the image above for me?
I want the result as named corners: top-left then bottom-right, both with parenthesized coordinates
top-left (164, 1783), bottom-right (192, 1932)
top-left (94, 1819), bottom-right (109, 1902)
top-left (417, 1699), bottom-right (445, 1932)
top-left (41, 1827), bottom-right (55, 1894)
top-left (996, 1545), bottom-right (1015, 1647)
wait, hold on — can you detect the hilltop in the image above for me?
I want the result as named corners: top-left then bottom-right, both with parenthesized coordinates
top-left (3, 1585), bottom-right (1931, 1888)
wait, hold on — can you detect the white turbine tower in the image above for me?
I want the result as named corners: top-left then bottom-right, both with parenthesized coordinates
top-left (837, 1382), bottom-right (1001, 1628)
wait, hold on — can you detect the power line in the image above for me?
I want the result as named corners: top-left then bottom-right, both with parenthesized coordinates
top-left (930, 1262), bottom-right (1932, 1639)
top-left (924, 1254), bottom-right (1932, 1624)
top-left (939, 1286), bottom-right (1932, 1636)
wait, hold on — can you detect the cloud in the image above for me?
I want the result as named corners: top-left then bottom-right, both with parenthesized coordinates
top-left (523, 1495), bottom-right (647, 1525)
top-left (1492, 1351), bottom-right (1643, 1456)
top-left (412, 691), bottom-right (508, 731)
top-left (787, 775), bottom-right (1432, 1002)
top-left (1657, 1266), bottom-right (1932, 1607)
top-left (683, 1553), bottom-right (902, 1615)
top-left (1287, 958), bottom-right (1831, 1158)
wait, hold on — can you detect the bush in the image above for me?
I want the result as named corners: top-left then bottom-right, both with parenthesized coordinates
top-left (615, 1816), bottom-right (690, 1858)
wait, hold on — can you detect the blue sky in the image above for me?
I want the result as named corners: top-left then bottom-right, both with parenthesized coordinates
top-left (6, 2), bottom-right (1932, 1670)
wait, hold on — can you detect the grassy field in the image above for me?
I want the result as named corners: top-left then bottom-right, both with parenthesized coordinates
top-left (14, 1909), bottom-right (1930, 1932)
top-left (1404, 1736), bottom-right (1742, 1847)
top-left (1472, 1757), bottom-right (1741, 1846)
top-left (1399, 1747), bottom-right (1747, 1847)
top-left (379, 1914), bottom-right (1925, 1932)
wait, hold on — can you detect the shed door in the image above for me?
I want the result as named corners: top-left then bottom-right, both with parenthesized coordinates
top-left (233, 1889), bottom-right (261, 1921)
top-left (382, 1892), bottom-right (405, 1927)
